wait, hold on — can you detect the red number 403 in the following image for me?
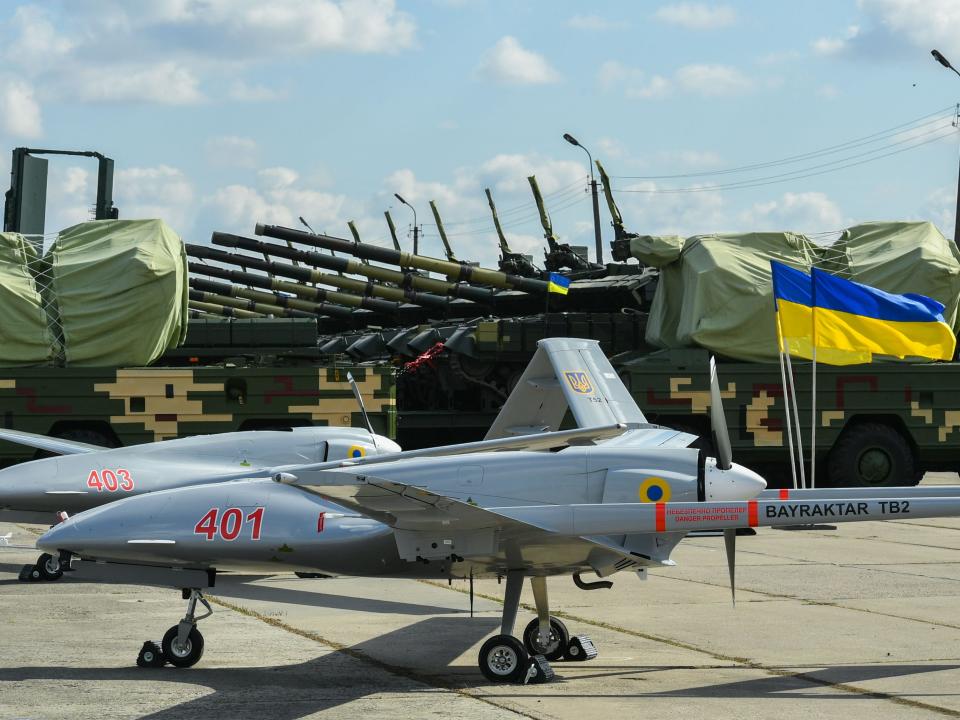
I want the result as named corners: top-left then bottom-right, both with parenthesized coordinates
top-left (194, 507), bottom-right (264, 541)
top-left (87, 469), bottom-right (134, 492)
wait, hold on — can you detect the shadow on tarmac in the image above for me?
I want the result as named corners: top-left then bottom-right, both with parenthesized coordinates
top-left (2, 612), bottom-right (958, 718)
top-left (0, 617), bottom-right (497, 719)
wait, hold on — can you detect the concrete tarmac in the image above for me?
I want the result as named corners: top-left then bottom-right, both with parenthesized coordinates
top-left (3, 474), bottom-right (960, 719)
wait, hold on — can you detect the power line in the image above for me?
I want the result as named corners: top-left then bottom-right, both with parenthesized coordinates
top-left (613, 126), bottom-right (957, 194)
top-left (611, 104), bottom-right (958, 180)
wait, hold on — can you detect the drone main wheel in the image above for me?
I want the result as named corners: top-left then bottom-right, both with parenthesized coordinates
top-left (522, 617), bottom-right (569, 661)
top-left (161, 625), bottom-right (205, 668)
top-left (478, 634), bottom-right (528, 683)
top-left (36, 553), bottom-right (63, 581)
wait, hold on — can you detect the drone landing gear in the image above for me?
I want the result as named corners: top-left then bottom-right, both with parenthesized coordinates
top-left (137, 589), bottom-right (211, 669)
top-left (478, 574), bottom-right (597, 684)
top-left (17, 553), bottom-right (63, 582)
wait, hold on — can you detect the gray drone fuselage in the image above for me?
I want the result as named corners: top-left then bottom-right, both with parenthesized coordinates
top-left (37, 438), bottom-right (767, 579)
top-left (0, 427), bottom-right (399, 523)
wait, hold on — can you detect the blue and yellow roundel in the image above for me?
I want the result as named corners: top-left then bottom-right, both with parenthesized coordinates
top-left (638, 477), bottom-right (671, 503)
top-left (347, 444), bottom-right (367, 459)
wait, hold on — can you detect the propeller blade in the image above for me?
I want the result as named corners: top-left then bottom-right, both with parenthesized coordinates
top-left (723, 527), bottom-right (736, 607)
top-left (709, 356), bottom-right (733, 471)
top-left (347, 372), bottom-right (379, 450)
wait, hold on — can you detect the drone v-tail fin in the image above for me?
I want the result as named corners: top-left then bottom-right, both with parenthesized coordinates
top-left (484, 338), bottom-right (648, 440)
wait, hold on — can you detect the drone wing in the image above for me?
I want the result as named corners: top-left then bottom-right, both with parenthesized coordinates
top-left (0, 428), bottom-right (105, 455)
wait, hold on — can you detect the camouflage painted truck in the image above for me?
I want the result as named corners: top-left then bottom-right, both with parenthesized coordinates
top-left (615, 347), bottom-right (959, 488)
top-left (608, 219), bottom-right (960, 488)
top-left (0, 315), bottom-right (396, 467)
top-left (0, 148), bottom-right (395, 467)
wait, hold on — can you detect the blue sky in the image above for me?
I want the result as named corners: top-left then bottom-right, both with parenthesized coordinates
top-left (1, 0), bottom-right (958, 267)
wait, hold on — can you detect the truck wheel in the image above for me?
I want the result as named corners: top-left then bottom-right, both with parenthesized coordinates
top-left (827, 423), bottom-right (917, 487)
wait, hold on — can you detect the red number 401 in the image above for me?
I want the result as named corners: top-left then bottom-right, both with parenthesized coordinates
top-left (194, 507), bottom-right (264, 541)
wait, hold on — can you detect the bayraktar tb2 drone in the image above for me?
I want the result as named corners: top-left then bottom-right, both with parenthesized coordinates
top-left (0, 410), bottom-right (399, 580)
top-left (25, 338), bottom-right (960, 684)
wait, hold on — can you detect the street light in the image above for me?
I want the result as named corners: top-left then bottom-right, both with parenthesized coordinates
top-left (393, 192), bottom-right (419, 255)
top-left (931, 48), bottom-right (960, 247)
top-left (562, 133), bottom-right (604, 264)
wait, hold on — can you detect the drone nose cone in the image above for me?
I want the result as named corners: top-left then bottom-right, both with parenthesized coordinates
top-left (704, 459), bottom-right (767, 501)
top-left (36, 517), bottom-right (79, 553)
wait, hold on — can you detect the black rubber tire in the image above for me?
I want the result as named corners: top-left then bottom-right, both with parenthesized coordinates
top-left (36, 553), bottom-right (63, 581)
top-left (827, 422), bottom-right (917, 488)
top-left (161, 625), bottom-right (205, 668)
top-left (522, 617), bottom-right (569, 661)
top-left (478, 634), bottom-right (529, 683)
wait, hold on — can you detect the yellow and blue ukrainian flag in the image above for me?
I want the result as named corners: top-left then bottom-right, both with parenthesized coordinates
top-left (770, 260), bottom-right (956, 364)
top-left (547, 272), bottom-right (570, 295)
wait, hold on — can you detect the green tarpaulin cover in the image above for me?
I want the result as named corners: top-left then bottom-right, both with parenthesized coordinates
top-left (50, 219), bottom-right (188, 366)
top-left (645, 222), bottom-right (960, 362)
top-left (0, 232), bottom-right (55, 365)
top-left (0, 219), bottom-right (187, 367)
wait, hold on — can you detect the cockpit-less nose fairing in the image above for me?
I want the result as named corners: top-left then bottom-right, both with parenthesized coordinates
top-left (26, 339), bottom-right (960, 683)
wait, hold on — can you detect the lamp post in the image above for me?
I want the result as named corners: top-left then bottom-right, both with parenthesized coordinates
top-left (394, 193), bottom-right (419, 255)
top-left (931, 49), bottom-right (960, 248)
top-left (562, 133), bottom-right (604, 264)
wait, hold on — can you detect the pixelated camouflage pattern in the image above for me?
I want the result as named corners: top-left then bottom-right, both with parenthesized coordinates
top-left (0, 365), bottom-right (395, 464)
top-left (619, 348), bottom-right (960, 480)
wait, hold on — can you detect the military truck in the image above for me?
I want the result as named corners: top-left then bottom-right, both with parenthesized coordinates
top-left (615, 348), bottom-right (959, 488)
top-left (0, 315), bottom-right (396, 467)
top-left (0, 149), bottom-right (395, 466)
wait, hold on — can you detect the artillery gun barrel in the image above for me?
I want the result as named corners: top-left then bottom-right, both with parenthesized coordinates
top-left (186, 258), bottom-right (355, 318)
top-left (255, 223), bottom-right (548, 294)
top-left (188, 298), bottom-right (264, 319)
top-left (209, 233), bottom-right (470, 307)
top-left (187, 244), bottom-right (402, 314)
top-left (189, 279), bottom-right (327, 318)
top-left (188, 253), bottom-right (400, 318)
top-left (190, 286), bottom-right (315, 318)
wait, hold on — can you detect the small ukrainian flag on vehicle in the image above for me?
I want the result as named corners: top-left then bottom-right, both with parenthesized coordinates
top-left (547, 272), bottom-right (570, 295)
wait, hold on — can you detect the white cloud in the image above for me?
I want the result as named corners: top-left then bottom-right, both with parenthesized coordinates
top-left (815, 1), bottom-right (960, 60)
top-left (858, 0), bottom-right (960, 57)
top-left (597, 61), bottom-right (669, 98)
top-left (61, 167), bottom-right (89, 197)
top-left (6, 5), bottom-right (74, 71)
top-left (205, 136), bottom-right (259, 168)
top-left (812, 25), bottom-right (860, 56)
top-left (202, 172), bottom-right (346, 239)
top-left (228, 80), bottom-right (287, 102)
top-left (70, 62), bottom-right (204, 105)
top-left (599, 60), bottom-right (752, 99)
top-left (477, 36), bottom-right (560, 86)
top-left (654, 3), bottom-right (736, 30)
top-left (596, 137), bottom-right (627, 159)
top-left (115, 165), bottom-right (195, 232)
top-left (0, 0), bottom-right (417, 125)
top-left (740, 191), bottom-right (845, 231)
top-left (567, 14), bottom-right (618, 31)
top-left (67, 0), bottom-right (417, 57)
top-left (615, 180), bottom-right (729, 236)
top-left (924, 185), bottom-right (956, 239)
top-left (0, 78), bottom-right (42, 137)
top-left (258, 167), bottom-right (300, 190)
top-left (675, 64), bottom-right (753, 96)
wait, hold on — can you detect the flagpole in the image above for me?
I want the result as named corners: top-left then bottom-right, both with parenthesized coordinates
top-left (783, 337), bottom-right (806, 489)
top-left (775, 312), bottom-right (799, 490)
top-left (810, 270), bottom-right (818, 490)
